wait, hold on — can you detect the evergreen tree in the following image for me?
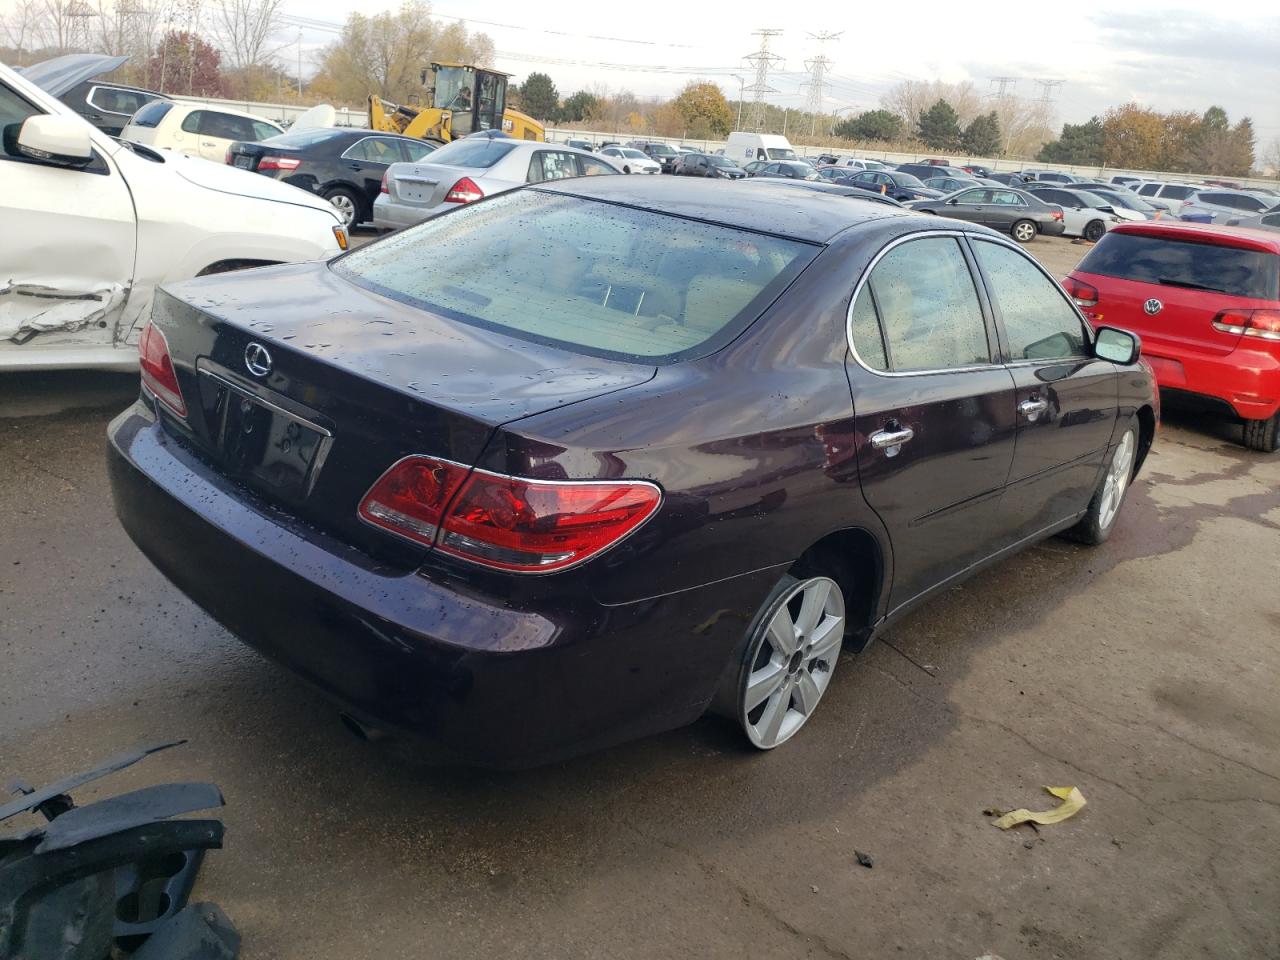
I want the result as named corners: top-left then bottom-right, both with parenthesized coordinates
top-left (961, 111), bottom-right (1002, 155)
top-left (917, 99), bottom-right (961, 150)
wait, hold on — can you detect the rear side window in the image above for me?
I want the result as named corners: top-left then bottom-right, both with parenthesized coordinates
top-left (265, 128), bottom-right (345, 148)
top-left (973, 240), bottom-right (1088, 360)
top-left (851, 237), bottom-right (991, 373)
top-left (88, 86), bottom-right (149, 114)
top-left (1138, 183), bottom-right (1160, 196)
top-left (335, 190), bottom-right (818, 363)
top-left (130, 100), bottom-right (172, 127)
top-left (1160, 185), bottom-right (1195, 200)
top-left (1078, 233), bottom-right (1280, 300)
top-left (426, 137), bottom-right (517, 168)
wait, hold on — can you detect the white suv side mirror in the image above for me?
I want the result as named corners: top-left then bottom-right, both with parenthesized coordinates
top-left (15, 115), bottom-right (93, 168)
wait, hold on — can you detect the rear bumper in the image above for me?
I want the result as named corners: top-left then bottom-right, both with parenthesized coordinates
top-left (1039, 220), bottom-right (1067, 237)
top-left (1144, 347), bottom-right (1280, 421)
top-left (371, 196), bottom-right (434, 231)
top-left (107, 405), bottom-right (777, 766)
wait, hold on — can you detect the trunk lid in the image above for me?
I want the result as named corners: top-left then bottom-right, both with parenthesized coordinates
top-left (153, 261), bottom-right (657, 562)
top-left (386, 161), bottom-right (484, 211)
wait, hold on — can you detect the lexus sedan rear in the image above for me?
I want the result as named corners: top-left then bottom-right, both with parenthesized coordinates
top-left (109, 179), bottom-right (1155, 766)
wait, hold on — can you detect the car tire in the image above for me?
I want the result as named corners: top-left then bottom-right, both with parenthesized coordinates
top-left (323, 186), bottom-right (363, 229)
top-left (1062, 419), bottom-right (1138, 545)
top-left (1012, 219), bottom-right (1038, 243)
top-left (622, 165), bottom-right (631, 174)
top-left (724, 573), bottom-right (846, 750)
top-left (1083, 219), bottom-right (1106, 242)
top-left (1242, 412), bottom-right (1280, 452)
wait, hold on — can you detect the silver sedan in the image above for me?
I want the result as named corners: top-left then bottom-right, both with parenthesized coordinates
top-left (373, 136), bottom-right (620, 229)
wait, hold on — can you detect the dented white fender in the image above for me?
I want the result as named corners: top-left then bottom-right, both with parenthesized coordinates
top-left (0, 61), bottom-right (344, 372)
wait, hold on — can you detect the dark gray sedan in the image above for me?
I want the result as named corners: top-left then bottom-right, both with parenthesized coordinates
top-left (907, 186), bottom-right (1066, 243)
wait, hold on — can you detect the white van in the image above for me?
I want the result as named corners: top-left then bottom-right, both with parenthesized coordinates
top-left (1, 59), bottom-right (345, 371)
top-left (724, 132), bottom-right (797, 164)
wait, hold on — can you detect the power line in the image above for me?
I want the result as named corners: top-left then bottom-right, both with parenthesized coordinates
top-left (801, 31), bottom-right (841, 136)
top-left (743, 28), bottom-right (784, 132)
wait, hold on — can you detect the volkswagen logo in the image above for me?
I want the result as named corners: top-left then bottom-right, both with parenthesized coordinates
top-left (1143, 298), bottom-right (1163, 316)
top-left (244, 342), bottom-right (273, 377)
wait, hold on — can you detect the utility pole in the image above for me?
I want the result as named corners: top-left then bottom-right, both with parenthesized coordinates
top-left (730, 74), bottom-right (746, 130)
top-left (988, 77), bottom-right (1018, 157)
top-left (801, 31), bottom-right (841, 138)
top-left (742, 28), bottom-right (784, 133)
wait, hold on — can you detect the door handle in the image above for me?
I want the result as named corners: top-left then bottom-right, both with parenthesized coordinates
top-left (870, 424), bottom-right (914, 451)
top-left (201, 141), bottom-right (216, 146)
top-left (1019, 397), bottom-right (1049, 420)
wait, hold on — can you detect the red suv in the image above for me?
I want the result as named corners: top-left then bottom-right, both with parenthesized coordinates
top-left (1065, 222), bottom-right (1280, 451)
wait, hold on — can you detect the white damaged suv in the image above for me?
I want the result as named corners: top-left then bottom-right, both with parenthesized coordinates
top-left (1, 57), bottom-right (347, 371)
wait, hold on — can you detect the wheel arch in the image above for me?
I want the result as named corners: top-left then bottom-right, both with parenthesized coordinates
top-left (790, 525), bottom-right (888, 653)
top-left (1134, 404), bottom-right (1156, 475)
top-left (196, 259), bottom-right (280, 276)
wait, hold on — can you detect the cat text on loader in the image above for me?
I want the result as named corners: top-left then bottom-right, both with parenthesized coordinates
top-left (367, 62), bottom-right (544, 145)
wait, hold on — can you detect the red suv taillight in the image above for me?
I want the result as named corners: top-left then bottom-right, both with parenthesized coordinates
top-left (444, 176), bottom-right (484, 204)
top-left (1212, 309), bottom-right (1280, 342)
top-left (138, 319), bottom-right (186, 417)
top-left (258, 155), bottom-right (300, 172)
top-left (1062, 277), bottom-right (1098, 308)
top-left (358, 456), bottom-right (662, 572)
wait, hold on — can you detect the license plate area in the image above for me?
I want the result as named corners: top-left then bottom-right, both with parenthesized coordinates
top-left (233, 155), bottom-right (253, 169)
top-left (199, 370), bottom-right (333, 501)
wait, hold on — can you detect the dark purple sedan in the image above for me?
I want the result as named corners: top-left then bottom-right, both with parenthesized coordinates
top-left (108, 178), bottom-right (1157, 766)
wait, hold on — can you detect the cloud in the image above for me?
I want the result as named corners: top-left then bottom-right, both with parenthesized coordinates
top-left (1089, 10), bottom-right (1280, 71)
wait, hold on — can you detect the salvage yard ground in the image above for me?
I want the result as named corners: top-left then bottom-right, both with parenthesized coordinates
top-left (1, 236), bottom-right (1277, 959)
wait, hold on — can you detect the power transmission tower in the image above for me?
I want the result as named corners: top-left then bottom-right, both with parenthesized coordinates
top-left (988, 76), bottom-right (1018, 100)
top-left (801, 31), bottom-right (841, 137)
top-left (64, 0), bottom-right (98, 53)
top-left (1033, 79), bottom-right (1064, 104)
top-left (742, 29), bottom-right (784, 133)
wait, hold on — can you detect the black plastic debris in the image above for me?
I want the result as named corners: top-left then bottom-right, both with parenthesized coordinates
top-left (132, 903), bottom-right (240, 960)
top-left (855, 850), bottom-right (874, 869)
top-left (0, 740), bottom-right (236, 959)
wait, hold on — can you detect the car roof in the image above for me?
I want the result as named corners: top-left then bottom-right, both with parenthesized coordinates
top-left (538, 177), bottom-right (915, 243)
top-left (1109, 220), bottom-right (1280, 255)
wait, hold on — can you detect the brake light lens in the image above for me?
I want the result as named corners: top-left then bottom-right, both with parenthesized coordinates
top-left (137, 319), bottom-right (186, 417)
top-left (1051, 209), bottom-right (1064, 221)
top-left (225, 147), bottom-right (233, 164)
top-left (358, 456), bottom-right (662, 572)
top-left (258, 155), bottom-right (301, 172)
top-left (380, 171), bottom-right (388, 194)
top-left (1212, 309), bottom-right (1280, 342)
top-left (1062, 276), bottom-right (1098, 308)
top-left (444, 176), bottom-right (484, 204)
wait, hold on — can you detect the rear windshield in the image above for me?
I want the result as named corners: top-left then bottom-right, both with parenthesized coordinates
top-left (263, 128), bottom-right (347, 148)
top-left (1161, 185), bottom-right (1195, 199)
top-left (335, 190), bottom-right (818, 363)
top-left (424, 137), bottom-right (517, 168)
top-left (1078, 233), bottom-right (1280, 300)
top-left (130, 100), bottom-right (172, 127)
top-left (892, 172), bottom-right (926, 187)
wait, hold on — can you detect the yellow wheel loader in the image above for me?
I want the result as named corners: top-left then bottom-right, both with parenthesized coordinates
top-left (368, 62), bottom-right (544, 145)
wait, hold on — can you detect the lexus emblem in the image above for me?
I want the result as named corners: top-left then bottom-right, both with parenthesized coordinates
top-left (1143, 298), bottom-right (1163, 316)
top-left (244, 342), bottom-right (273, 377)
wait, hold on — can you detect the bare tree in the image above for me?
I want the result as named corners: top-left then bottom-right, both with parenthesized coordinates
top-left (882, 79), bottom-right (982, 131)
top-left (213, 0), bottom-right (283, 70)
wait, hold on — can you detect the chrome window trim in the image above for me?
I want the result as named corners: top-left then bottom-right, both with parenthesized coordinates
top-left (339, 135), bottom-right (404, 162)
top-left (86, 84), bottom-right (149, 116)
top-left (844, 229), bottom-right (1003, 378)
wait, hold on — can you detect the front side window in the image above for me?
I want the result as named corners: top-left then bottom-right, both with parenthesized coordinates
top-left (973, 240), bottom-right (1088, 361)
top-left (953, 189), bottom-right (989, 204)
top-left (250, 119), bottom-right (281, 141)
top-left (851, 237), bottom-right (991, 373)
top-left (335, 190), bottom-right (819, 363)
top-left (401, 140), bottom-right (435, 161)
top-left (344, 137), bottom-right (401, 163)
top-left (1138, 183), bottom-right (1160, 196)
top-left (577, 156), bottom-right (615, 177)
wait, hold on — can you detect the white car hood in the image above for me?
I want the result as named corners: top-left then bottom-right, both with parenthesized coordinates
top-left (160, 151), bottom-right (339, 219)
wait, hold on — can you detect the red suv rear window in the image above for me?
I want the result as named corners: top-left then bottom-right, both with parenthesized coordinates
top-left (1077, 233), bottom-right (1279, 301)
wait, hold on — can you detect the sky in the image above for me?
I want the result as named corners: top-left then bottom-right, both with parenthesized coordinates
top-left (5, 0), bottom-right (1277, 142)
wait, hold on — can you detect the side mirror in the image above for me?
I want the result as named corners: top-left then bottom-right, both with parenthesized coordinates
top-left (1098, 205), bottom-right (1115, 214)
top-left (12, 114), bottom-right (93, 168)
top-left (1095, 326), bottom-right (1140, 365)
top-left (946, 197), bottom-right (958, 204)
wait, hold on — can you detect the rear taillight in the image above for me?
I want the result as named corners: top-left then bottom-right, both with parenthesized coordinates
top-left (1062, 277), bottom-right (1098, 308)
top-left (444, 176), bottom-right (484, 204)
top-left (358, 456), bottom-right (662, 572)
top-left (380, 171), bottom-right (388, 194)
top-left (1051, 209), bottom-right (1064, 221)
top-left (258, 155), bottom-right (300, 171)
top-left (225, 147), bottom-right (233, 164)
top-left (137, 319), bottom-right (186, 417)
top-left (1212, 309), bottom-right (1280, 342)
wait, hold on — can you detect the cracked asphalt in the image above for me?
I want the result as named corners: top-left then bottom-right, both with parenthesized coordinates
top-left (2, 235), bottom-right (1277, 959)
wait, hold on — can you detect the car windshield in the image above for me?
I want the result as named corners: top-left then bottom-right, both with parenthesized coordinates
top-left (648, 144), bottom-right (676, 156)
top-left (620, 149), bottom-right (647, 159)
top-left (1078, 233), bottom-right (1280, 300)
top-left (1094, 190), bottom-right (1156, 212)
top-left (335, 190), bottom-right (819, 363)
top-left (708, 155), bottom-right (737, 168)
top-left (423, 137), bottom-right (518, 168)
top-left (893, 172), bottom-right (926, 187)
top-left (1074, 191), bottom-right (1110, 208)
top-left (263, 128), bottom-right (347, 148)
top-left (767, 148), bottom-right (797, 160)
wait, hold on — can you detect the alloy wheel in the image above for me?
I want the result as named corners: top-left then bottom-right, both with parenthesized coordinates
top-left (328, 193), bottom-right (357, 227)
top-left (740, 576), bottom-right (846, 749)
top-left (1098, 429), bottom-right (1135, 531)
top-left (1013, 221), bottom-right (1036, 242)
